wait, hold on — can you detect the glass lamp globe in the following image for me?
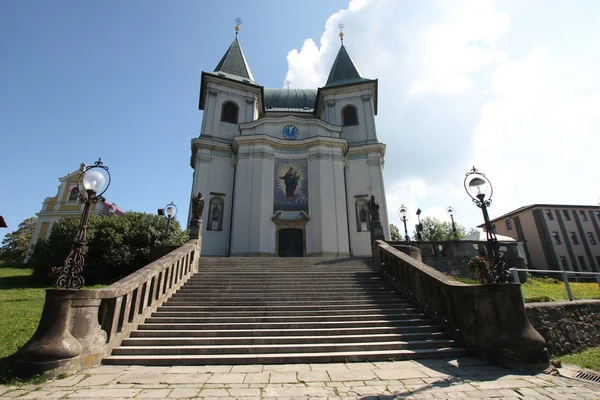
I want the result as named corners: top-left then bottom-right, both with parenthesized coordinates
top-left (399, 206), bottom-right (408, 220)
top-left (468, 176), bottom-right (488, 198)
top-left (82, 169), bottom-right (106, 193)
top-left (447, 207), bottom-right (456, 218)
top-left (165, 205), bottom-right (177, 218)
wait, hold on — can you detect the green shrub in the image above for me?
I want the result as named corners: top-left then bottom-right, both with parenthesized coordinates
top-left (28, 212), bottom-right (188, 285)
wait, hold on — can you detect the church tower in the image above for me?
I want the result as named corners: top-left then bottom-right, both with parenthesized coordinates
top-left (190, 25), bottom-right (389, 257)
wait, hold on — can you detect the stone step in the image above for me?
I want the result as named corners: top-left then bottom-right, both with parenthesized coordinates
top-left (131, 325), bottom-right (442, 337)
top-left (122, 331), bottom-right (449, 346)
top-left (157, 303), bottom-right (415, 312)
top-left (168, 292), bottom-right (400, 299)
top-left (152, 306), bottom-right (419, 317)
top-left (164, 298), bottom-right (412, 306)
top-left (103, 347), bottom-right (467, 365)
top-left (138, 318), bottom-right (435, 330)
top-left (145, 312), bottom-right (426, 324)
top-left (112, 339), bottom-right (458, 356)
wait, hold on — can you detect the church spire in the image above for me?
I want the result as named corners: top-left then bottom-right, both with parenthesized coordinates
top-left (324, 35), bottom-right (370, 87)
top-left (213, 18), bottom-right (255, 82)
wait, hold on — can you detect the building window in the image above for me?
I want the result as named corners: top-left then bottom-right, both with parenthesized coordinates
top-left (545, 209), bottom-right (553, 220)
top-left (355, 198), bottom-right (369, 232)
top-left (587, 232), bottom-right (596, 245)
top-left (221, 101), bottom-right (238, 124)
top-left (342, 105), bottom-right (358, 126)
top-left (560, 256), bottom-right (569, 271)
top-left (505, 219), bottom-right (513, 230)
top-left (207, 196), bottom-right (224, 231)
top-left (68, 187), bottom-right (79, 201)
top-left (578, 256), bottom-right (587, 270)
top-left (570, 232), bottom-right (579, 245)
top-left (562, 210), bottom-right (571, 221)
top-left (579, 210), bottom-right (588, 221)
top-left (552, 231), bottom-right (561, 245)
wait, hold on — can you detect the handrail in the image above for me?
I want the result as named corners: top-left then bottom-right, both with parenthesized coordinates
top-left (509, 267), bottom-right (600, 302)
top-left (14, 236), bottom-right (202, 377)
top-left (374, 240), bottom-right (548, 368)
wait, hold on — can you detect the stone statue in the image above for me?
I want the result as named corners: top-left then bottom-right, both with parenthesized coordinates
top-left (191, 192), bottom-right (205, 220)
top-left (369, 195), bottom-right (380, 221)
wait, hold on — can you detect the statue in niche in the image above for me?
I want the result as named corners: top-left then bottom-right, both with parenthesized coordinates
top-left (369, 195), bottom-right (380, 221)
top-left (191, 192), bottom-right (205, 220)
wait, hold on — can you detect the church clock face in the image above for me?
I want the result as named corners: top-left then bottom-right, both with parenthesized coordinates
top-left (282, 125), bottom-right (299, 140)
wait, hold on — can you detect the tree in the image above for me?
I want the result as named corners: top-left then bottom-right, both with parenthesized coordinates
top-left (28, 212), bottom-right (188, 285)
top-left (389, 224), bottom-right (401, 241)
top-left (414, 216), bottom-right (476, 241)
top-left (0, 217), bottom-right (37, 266)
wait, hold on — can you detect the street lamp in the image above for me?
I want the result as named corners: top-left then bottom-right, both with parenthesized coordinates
top-left (415, 208), bottom-right (423, 241)
top-left (446, 206), bottom-right (458, 240)
top-left (55, 159), bottom-right (111, 289)
top-left (164, 202), bottom-right (177, 236)
top-left (398, 205), bottom-right (410, 242)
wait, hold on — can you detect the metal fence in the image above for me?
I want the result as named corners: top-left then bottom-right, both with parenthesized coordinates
top-left (509, 268), bottom-right (600, 301)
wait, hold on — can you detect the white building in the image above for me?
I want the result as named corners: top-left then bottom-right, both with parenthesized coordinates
top-left (189, 30), bottom-right (389, 257)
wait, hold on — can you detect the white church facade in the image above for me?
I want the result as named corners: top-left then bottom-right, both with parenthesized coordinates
top-left (189, 29), bottom-right (390, 257)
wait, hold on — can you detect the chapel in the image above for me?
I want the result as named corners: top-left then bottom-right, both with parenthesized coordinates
top-left (189, 25), bottom-right (389, 257)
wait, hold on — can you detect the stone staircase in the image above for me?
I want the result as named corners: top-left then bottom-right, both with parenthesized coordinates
top-left (103, 257), bottom-right (467, 365)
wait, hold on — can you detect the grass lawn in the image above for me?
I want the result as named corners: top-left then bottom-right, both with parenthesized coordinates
top-left (455, 276), bottom-right (600, 303)
top-left (0, 268), bottom-right (46, 360)
top-left (560, 346), bottom-right (600, 371)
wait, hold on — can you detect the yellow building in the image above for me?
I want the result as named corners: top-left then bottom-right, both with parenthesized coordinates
top-left (27, 162), bottom-right (123, 259)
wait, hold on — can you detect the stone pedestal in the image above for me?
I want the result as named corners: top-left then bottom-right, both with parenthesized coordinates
top-left (189, 218), bottom-right (202, 240)
top-left (12, 290), bottom-right (82, 378)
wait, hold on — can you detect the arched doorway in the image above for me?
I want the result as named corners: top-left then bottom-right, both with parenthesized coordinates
top-left (278, 228), bottom-right (304, 257)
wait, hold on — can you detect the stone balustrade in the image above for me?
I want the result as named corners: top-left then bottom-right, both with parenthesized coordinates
top-left (13, 237), bottom-right (202, 378)
top-left (374, 240), bottom-right (549, 369)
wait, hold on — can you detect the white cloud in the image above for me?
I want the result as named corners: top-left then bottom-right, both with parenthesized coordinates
top-left (285, 0), bottom-right (600, 229)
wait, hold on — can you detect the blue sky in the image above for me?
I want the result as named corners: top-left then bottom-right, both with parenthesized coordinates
top-left (2, 0), bottom-right (600, 242)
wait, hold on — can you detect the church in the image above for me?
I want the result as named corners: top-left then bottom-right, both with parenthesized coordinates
top-left (189, 26), bottom-right (390, 257)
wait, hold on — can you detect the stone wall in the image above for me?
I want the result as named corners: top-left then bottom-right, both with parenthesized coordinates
top-left (526, 300), bottom-right (600, 357)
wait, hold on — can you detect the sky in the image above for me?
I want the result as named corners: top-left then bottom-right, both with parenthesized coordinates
top-left (1, 0), bottom-right (600, 242)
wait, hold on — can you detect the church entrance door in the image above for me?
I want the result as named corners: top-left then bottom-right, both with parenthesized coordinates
top-left (278, 228), bottom-right (304, 257)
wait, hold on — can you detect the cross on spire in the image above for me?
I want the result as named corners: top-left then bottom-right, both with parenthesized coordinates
top-left (337, 22), bottom-right (345, 44)
top-left (235, 17), bottom-right (242, 37)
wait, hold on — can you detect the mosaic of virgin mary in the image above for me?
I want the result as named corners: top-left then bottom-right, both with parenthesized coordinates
top-left (274, 158), bottom-right (308, 212)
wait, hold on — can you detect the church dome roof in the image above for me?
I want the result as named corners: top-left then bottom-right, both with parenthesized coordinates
top-left (264, 88), bottom-right (317, 112)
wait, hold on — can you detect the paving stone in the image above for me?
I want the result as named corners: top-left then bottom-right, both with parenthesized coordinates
top-left (328, 369), bottom-right (378, 381)
top-left (298, 370), bottom-right (329, 382)
top-left (348, 386), bottom-right (383, 396)
top-left (46, 375), bottom-right (86, 387)
top-left (167, 387), bottom-right (199, 398)
top-left (104, 383), bottom-right (136, 389)
top-left (261, 386), bottom-right (335, 397)
top-left (44, 390), bottom-right (76, 398)
top-left (133, 384), bottom-right (170, 389)
top-left (227, 388), bottom-right (262, 397)
top-left (372, 361), bottom-right (417, 369)
top-left (433, 392), bottom-right (468, 398)
top-left (160, 373), bottom-right (211, 384)
top-left (230, 365), bottom-right (263, 373)
top-left (343, 381), bottom-right (365, 387)
top-left (68, 388), bottom-right (141, 398)
top-left (269, 372), bottom-right (297, 383)
top-left (198, 388), bottom-right (230, 396)
top-left (263, 364), bottom-right (310, 372)
top-left (244, 373), bottom-right (270, 384)
top-left (344, 362), bottom-right (376, 370)
top-left (374, 368), bottom-right (429, 380)
top-left (135, 389), bottom-right (173, 398)
top-left (85, 366), bottom-right (128, 375)
top-left (18, 391), bottom-right (52, 399)
top-left (206, 373), bottom-right (246, 384)
top-left (203, 383), bottom-right (225, 388)
top-left (117, 373), bottom-right (165, 384)
top-left (472, 379), bottom-right (539, 390)
top-left (465, 389), bottom-right (504, 398)
top-left (75, 373), bottom-right (120, 386)
top-left (310, 363), bottom-right (349, 371)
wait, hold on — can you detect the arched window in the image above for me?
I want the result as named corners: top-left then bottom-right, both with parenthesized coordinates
top-left (342, 105), bottom-right (358, 126)
top-left (221, 101), bottom-right (238, 124)
top-left (68, 187), bottom-right (79, 201)
top-left (207, 196), bottom-right (224, 231)
top-left (355, 198), bottom-right (369, 232)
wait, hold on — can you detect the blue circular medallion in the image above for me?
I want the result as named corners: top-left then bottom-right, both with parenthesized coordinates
top-left (282, 125), bottom-right (299, 140)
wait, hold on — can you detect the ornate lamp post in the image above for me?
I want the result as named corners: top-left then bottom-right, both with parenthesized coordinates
top-left (55, 159), bottom-right (111, 289)
top-left (398, 205), bottom-right (410, 242)
top-left (447, 206), bottom-right (458, 240)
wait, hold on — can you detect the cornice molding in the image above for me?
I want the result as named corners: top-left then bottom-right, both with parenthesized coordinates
top-left (232, 134), bottom-right (348, 154)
